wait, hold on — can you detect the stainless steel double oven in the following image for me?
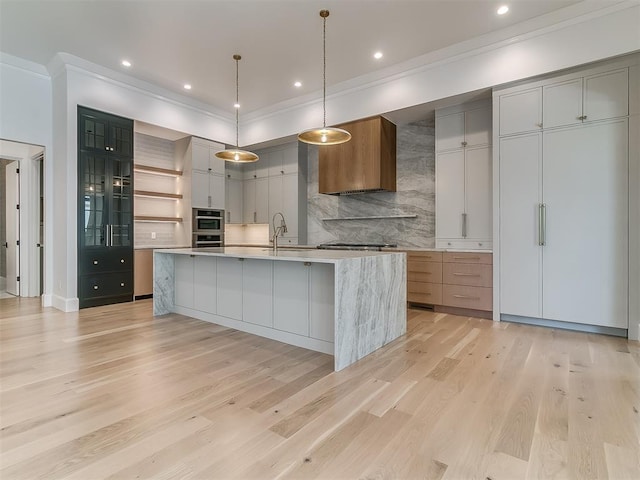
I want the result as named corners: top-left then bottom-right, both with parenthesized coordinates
top-left (192, 208), bottom-right (224, 247)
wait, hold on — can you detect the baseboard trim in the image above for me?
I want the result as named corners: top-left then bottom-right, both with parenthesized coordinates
top-left (42, 294), bottom-right (53, 307)
top-left (52, 295), bottom-right (79, 312)
top-left (501, 314), bottom-right (628, 338)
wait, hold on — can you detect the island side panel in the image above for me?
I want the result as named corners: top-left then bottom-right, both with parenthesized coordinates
top-left (334, 252), bottom-right (407, 371)
top-left (153, 251), bottom-right (175, 315)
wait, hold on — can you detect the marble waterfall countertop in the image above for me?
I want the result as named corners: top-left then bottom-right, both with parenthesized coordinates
top-left (153, 246), bottom-right (406, 371)
top-left (153, 246), bottom-right (402, 263)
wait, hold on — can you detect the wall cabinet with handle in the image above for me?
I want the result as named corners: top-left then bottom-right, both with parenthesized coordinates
top-left (435, 100), bottom-right (492, 249)
top-left (496, 62), bottom-right (631, 331)
top-left (189, 137), bottom-right (225, 209)
top-left (77, 106), bottom-right (134, 308)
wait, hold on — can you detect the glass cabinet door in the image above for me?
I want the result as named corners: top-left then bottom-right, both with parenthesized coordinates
top-left (110, 157), bottom-right (132, 247)
top-left (110, 118), bottom-right (134, 157)
top-left (79, 111), bottom-right (109, 153)
top-left (81, 153), bottom-right (108, 247)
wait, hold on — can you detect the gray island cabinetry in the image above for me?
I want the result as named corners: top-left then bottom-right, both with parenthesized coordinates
top-left (153, 247), bottom-right (406, 371)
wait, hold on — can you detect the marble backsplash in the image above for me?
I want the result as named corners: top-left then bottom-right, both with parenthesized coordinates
top-left (306, 119), bottom-right (435, 248)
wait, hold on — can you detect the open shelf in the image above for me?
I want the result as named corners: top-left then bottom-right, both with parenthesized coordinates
top-left (135, 216), bottom-right (183, 223)
top-left (134, 164), bottom-right (183, 177)
top-left (134, 190), bottom-right (183, 200)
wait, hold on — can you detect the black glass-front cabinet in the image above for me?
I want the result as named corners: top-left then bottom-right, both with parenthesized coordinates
top-left (78, 106), bottom-right (134, 308)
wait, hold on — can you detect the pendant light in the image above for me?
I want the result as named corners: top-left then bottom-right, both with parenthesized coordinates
top-left (215, 54), bottom-right (259, 162)
top-left (298, 10), bottom-right (351, 146)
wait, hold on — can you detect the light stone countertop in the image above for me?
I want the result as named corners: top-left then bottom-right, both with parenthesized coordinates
top-left (154, 246), bottom-right (404, 264)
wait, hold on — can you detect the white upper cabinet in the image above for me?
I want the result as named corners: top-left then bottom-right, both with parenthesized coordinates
top-left (543, 78), bottom-right (583, 129)
top-left (435, 150), bottom-right (465, 239)
top-left (435, 112), bottom-right (464, 152)
top-left (464, 107), bottom-right (492, 147)
top-left (499, 87), bottom-right (542, 136)
top-left (225, 177), bottom-right (243, 224)
top-left (583, 68), bottom-right (628, 122)
top-left (189, 138), bottom-right (225, 209)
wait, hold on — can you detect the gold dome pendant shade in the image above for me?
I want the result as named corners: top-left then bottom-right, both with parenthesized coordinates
top-left (215, 55), bottom-right (259, 163)
top-left (297, 10), bottom-right (351, 146)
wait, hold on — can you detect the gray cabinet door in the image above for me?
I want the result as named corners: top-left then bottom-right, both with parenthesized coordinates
top-left (243, 259), bottom-right (273, 327)
top-left (217, 257), bottom-right (243, 320)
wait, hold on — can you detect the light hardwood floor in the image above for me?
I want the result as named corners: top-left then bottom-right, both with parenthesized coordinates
top-left (1, 297), bottom-right (639, 479)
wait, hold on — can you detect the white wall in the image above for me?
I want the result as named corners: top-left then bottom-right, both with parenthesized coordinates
top-left (242, 2), bottom-right (640, 145)
top-left (0, 53), bottom-right (54, 305)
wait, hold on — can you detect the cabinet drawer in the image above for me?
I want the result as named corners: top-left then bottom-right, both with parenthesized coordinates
top-left (408, 282), bottom-right (442, 305)
top-left (442, 285), bottom-right (492, 311)
top-left (408, 271), bottom-right (442, 283)
top-left (408, 260), bottom-right (442, 278)
top-left (406, 251), bottom-right (442, 262)
top-left (80, 271), bottom-right (133, 299)
top-left (81, 248), bottom-right (133, 274)
top-left (443, 263), bottom-right (492, 287)
top-left (442, 252), bottom-right (492, 265)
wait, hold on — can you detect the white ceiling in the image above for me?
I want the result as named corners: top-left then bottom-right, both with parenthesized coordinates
top-left (1, 0), bottom-right (613, 118)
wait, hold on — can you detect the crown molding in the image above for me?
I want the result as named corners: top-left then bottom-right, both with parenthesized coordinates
top-left (47, 52), bottom-right (235, 124)
top-left (0, 52), bottom-right (50, 78)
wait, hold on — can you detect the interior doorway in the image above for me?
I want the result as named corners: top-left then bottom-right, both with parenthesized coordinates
top-left (0, 139), bottom-right (45, 299)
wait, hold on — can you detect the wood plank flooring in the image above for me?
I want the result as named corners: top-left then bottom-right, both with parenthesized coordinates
top-left (1, 297), bottom-right (639, 479)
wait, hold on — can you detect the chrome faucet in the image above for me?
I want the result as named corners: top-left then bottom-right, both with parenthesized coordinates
top-left (271, 212), bottom-right (288, 253)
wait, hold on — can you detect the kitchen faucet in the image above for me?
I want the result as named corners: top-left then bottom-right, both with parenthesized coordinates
top-left (271, 212), bottom-right (288, 253)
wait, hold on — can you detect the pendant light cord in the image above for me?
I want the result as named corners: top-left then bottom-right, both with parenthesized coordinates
top-left (322, 13), bottom-right (327, 129)
top-left (235, 56), bottom-right (240, 149)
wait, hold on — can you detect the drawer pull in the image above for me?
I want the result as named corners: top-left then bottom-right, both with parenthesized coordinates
top-left (93, 260), bottom-right (98, 265)
top-left (93, 285), bottom-right (99, 290)
top-left (452, 273), bottom-right (481, 277)
top-left (120, 282), bottom-right (125, 287)
top-left (453, 256), bottom-right (480, 260)
top-left (304, 262), bottom-right (311, 266)
top-left (120, 259), bottom-right (125, 263)
top-left (453, 294), bottom-right (479, 300)
top-left (409, 291), bottom-right (431, 296)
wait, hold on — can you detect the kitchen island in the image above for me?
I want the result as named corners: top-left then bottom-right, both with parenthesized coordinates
top-left (153, 247), bottom-right (406, 371)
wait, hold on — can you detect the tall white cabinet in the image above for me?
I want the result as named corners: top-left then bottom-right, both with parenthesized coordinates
top-left (189, 137), bottom-right (226, 210)
top-left (496, 63), bottom-right (630, 331)
top-left (436, 100), bottom-right (492, 249)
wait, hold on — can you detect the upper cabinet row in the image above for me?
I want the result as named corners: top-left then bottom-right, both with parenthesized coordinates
top-left (499, 68), bottom-right (628, 136)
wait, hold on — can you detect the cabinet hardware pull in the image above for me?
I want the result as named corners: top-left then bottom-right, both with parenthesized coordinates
top-left (452, 294), bottom-right (479, 300)
top-left (461, 141), bottom-right (467, 147)
top-left (105, 147), bottom-right (109, 151)
top-left (583, 115), bottom-right (587, 120)
top-left (110, 147), bottom-right (114, 151)
top-left (453, 273), bottom-right (480, 277)
top-left (120, 258), bottom-right (125, 263)
top-left (462, 213), bottom-right (467, 238)
top-left (281, 170), bottom-right (284, 175)
top-left (538, 203), bottom-right (546, 246)
top-left (253, 212), bottom-right (257, 223)
top-left (207, 195), bottom-right (211, 208)
top-left (304, 262), bottom-right (311, 266)
top-left (453, 256), bottom-right (480, 260)
top-left (93, 260), bottom-right (98, 265)
top-left (190, 255), bottom-right (195, 258)
top-left (227, 212), bottom-right (231, 223)
top-left (120, 282), bottom-right (125, 287)
top-left (93, 285), bottom-right (99, 290)
top-left (536, 123), bottom-right (543, 128)
top-left (238, 258), bottom-right (245, 261)
top-left (110, 224), bottom-right (114, 247)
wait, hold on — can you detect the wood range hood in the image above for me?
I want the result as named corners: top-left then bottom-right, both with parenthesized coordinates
top-left (318, 116), bottom-right (396, 195)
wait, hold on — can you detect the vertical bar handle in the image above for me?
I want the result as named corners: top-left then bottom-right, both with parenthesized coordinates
top-left (227, 211), bottom-right (231, 223)
top-left (462, 213), bottom-right (467, 238)
top-left (110, 224), bottom-right (114, 247)
top-left (207, 195), bottom-right (211, 208)
top-left (538, 204), bottom-right (546, 246)
top-left (254, 212), bottom-right (257, 223)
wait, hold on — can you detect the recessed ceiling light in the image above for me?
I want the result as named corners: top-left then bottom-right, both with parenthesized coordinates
top-left (234, 102), bottom-right (240, 108)
top-left (184, 84), bottom-right (192, 90)
top-left (294, 81), bottom-right (302, 88)
top-left (373, 51), bottom-right (383, 60)
top-left (121, 60), bottom-right (131, 67)
top-left (497, 5), bottom-right (509, 15)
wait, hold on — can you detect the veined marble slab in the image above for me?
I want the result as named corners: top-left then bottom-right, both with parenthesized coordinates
top-left (153, 247), bottom-right (406, 371)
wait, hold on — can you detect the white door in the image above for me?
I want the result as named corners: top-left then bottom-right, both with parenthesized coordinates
top-left (435, 150), bottom-right (465, 240)
top-left (499, 133), bottom-right (542, 317)
top-left (243, 259), bottom-right (273, 327)
top-left (543, 78), bottom-right (583, 129)
top-left (243, 178), bottom-right (256, 223)
top-left (542, 120), bottom-right (628, 328)
top-left (5, 161), bottom-right (19, 296)
top-left (217, 257), bottom-right (243, 320)
top-left (273, 261), bottom-right (309, 336)
top-left (174, 255), bottom-right (194, 308)
top-left (583, 69), bottom-right (628, 122)
top-left (499, 87), bottom-right (542, 136)
top-left (464, 107), bottom-right (492, 147)
top-left (191, 142), bottom-right (210, 172)
top-left (464, 146), bottom-right (492, 241)
top-left (435, 112), bottom-right (464, 152)
top-left (208, 174), bottom-right (225, 210)
top-left (225, 177), bottom-right (243, 224)
top-left (268, 175), bottom-right (283, 237)
top-left (191, 170), bottom-right (210, 209)
top-left (194, 256), bottom-right (217, 313)
top-left (255, 177), bottom-right (269, 224)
